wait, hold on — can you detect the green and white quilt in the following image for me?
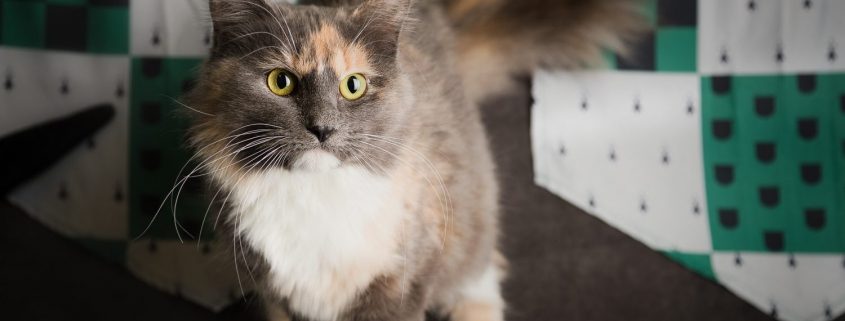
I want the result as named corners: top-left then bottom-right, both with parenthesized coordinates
top-left (1, 0), bottom-right (241, 310)
top-left (531, 1), bottom-right (845, 321)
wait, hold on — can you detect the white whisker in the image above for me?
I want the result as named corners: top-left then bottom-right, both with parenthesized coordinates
top-left (239, 45), bottom-right (287, 61)
top-left (163, 95), bottom-right (215, 117)
top-left (136, 123), bottom-right (284, 241)
top-left (223, 31), bottom-right (290, 52)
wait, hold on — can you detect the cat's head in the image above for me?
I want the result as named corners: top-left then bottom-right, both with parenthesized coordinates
top-left (187, 0), bottom-right (413, 173)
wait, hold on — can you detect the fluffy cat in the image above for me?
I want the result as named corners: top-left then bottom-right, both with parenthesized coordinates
top-left (183, 0), bottom-right (643, 320)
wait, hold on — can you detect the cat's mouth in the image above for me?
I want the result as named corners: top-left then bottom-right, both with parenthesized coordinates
top-left (291, 149), bottom-right (342, 172)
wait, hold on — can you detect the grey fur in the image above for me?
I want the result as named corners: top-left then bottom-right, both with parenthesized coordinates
top-left (184, 0), bottom-right (644, 320)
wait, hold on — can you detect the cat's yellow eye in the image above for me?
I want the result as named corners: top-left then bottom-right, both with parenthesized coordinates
top-left (267, 68), bottom-right (296, 96)
top-left (339, 73), bottom-right (367, 101)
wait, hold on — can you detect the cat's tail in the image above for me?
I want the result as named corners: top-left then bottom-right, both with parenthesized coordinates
top-left (443, 0), bottom-right (648, 103)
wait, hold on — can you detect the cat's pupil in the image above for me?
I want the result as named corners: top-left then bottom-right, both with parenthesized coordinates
top-left (277, 73), bottom-right (290, 88)
top-left (347, 77), bottom-right (360, 93)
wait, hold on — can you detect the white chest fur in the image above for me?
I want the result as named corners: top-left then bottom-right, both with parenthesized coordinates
top-left (228, 164), bottom-right (405, 321)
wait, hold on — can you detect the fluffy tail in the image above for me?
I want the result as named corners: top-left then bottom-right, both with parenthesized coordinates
top-left (443, 0), bottom-right (648, 103)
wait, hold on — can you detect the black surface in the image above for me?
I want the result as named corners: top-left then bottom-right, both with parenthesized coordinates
top-left (2, 84), bottom-right (838, 321)
top-left (0, 201), bottom-right (263, 321)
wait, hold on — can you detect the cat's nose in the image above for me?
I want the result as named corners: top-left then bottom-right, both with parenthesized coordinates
top-left (307, 126), bottom-right (336, 143)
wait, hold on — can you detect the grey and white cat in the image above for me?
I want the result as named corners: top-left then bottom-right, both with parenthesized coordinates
top-left (183, 0), bottom-right (643, 320)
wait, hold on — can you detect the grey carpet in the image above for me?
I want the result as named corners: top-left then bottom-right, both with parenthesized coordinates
top-left (1, 81), bottom-right (824, 321)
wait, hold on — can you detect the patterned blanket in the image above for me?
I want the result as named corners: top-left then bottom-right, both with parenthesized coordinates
top-left (531, 1), bottom-right (845, 321)
top-left (1, 1), bottom-right (843, 320)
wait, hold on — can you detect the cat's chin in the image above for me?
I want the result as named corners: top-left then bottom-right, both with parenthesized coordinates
top-left (291, 150), bottom-right (342, 172)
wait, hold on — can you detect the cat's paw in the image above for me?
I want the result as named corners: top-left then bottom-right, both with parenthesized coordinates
top-left (451, 301), bottom-right (504, 321)
top-left (450, 260), bottom-right (506, 321)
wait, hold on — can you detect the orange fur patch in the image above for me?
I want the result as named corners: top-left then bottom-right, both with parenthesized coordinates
top-left (292, 24), bottom-right (374, 77)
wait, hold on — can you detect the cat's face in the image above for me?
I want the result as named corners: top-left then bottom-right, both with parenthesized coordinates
top-left (188, 0), bottom-right (410, 172)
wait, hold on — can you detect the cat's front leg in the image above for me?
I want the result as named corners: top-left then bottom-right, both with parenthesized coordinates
top-left (448, 261), bottom-right (506, 321)
top-left (451, 302), bottom-right (503, 321)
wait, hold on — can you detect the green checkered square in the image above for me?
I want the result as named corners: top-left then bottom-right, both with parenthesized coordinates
top-left (0, 0), bottom-right (129, 53)
top-left (1, 1), bottom-right (46, 48)
top-left (656, 27), bottom-right (696, 72)
top-left (702, 75), bottom-right (845, 253)
top-left (86, 5), bottom-right (128, 54)
top-left (129, 57), bottom-right (209, 239)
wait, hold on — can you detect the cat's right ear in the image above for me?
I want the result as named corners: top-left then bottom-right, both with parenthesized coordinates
top-left (208, 0), bottom-right (275, 51)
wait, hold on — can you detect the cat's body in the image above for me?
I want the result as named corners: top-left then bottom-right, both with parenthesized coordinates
top-left (185, 0), bottom-right (642, 320)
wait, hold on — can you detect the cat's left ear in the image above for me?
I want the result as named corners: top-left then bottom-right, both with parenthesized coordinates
top-left (350, 0), bottom-right (412, 56)
top-left (208, 0), bottom-right (277, 52)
